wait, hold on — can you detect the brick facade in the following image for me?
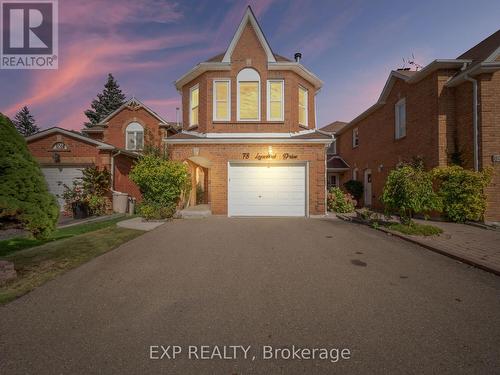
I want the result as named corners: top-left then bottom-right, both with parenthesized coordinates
top-left (170, 143), bottom-right (326, 215)
top-left (336, 69), bottom-right (500, 222)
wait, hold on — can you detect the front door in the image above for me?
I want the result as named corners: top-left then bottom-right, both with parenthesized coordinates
top-left (364, 169), bottom-right (372, 207)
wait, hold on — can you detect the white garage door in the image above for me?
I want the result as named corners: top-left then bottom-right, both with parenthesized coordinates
top-left (228, 163), bottom-right (306, 217)
top-left (41, 167), bottom-right (84, 210)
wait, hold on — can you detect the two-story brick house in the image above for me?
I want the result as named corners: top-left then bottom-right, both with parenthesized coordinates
top-left (334, 30), bottom-right (500, 222)
top-left (165, 7), bottom-right (332, 216)
top-left (26, 98), bottom-right (177, 209)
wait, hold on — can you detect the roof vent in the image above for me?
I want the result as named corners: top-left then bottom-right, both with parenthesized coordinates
top-left (294, 52), bottom-right (302, 63)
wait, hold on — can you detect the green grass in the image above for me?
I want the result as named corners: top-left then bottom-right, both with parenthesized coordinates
top-left (0, 226), bottom-right (144, 304)
top-left (388, 222), bottom-right (443, 236)
top-left (0, 215), bottom-right (130, 256)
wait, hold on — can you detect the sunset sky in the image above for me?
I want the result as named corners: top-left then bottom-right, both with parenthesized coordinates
top-left (1, 0), bottom-right (499, 131)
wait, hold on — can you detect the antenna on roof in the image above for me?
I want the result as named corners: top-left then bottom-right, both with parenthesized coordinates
top-left (400, 53), bottom-right (423, 71)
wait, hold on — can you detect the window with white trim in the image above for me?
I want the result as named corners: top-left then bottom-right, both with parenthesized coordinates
top-left (298, 86), bottom-right (308, 126)
top-left (237, 68), bottom-right (260, 121)
top-left (126, 122), bottom-right (144, 150)
top-left (267, 80), bottom-right (284, 121)
top-left (352, 127), bottom-right (359, 148)
top-left (213, 80), bottom-right (230, 121)
top-left (395, 98), bottom-right (406, 139)
top-left (189, 84), bottom-right (199, 126)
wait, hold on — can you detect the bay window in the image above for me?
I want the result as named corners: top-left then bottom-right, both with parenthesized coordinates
top-left (237, 68), bottom-right (260, 121)
top-left (213, 80), bottom-right (230, 121)
top-left (189, 84), bottom-right (199, 127)
top-left (298, 86), bottom-right (308, 126)
top-left (267, 80), bottom-right (284, 121)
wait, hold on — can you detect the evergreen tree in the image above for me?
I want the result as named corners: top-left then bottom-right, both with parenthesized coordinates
top-left (13, 106), bottom-right (39, 136)
top-left (84, 73), bottom-right (126, 127)
top-left (0, 113), bottom-right (59, 238)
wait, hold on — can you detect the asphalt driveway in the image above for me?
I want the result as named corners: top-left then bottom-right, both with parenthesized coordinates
top-left (1, 217), bottom-right (499, 374)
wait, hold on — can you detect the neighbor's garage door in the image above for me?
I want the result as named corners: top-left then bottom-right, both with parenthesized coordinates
top-left (41, 167), bottom-right (84, 210)
top-left (228, 163), bottom-right (306, 217)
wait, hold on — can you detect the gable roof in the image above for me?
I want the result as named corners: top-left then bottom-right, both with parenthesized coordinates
top-left (457, 29), bottom-right (500, 66)
top-left (174, 6), bottom-right (322, 90)
top-left (91, 97), bottom-right (170, 127)
top-left (222, 6), bottom-right (276, 63)
top-left (320, 121), bottom-right (347, 134)
top-left (26, 127), bottom-right (115, 150)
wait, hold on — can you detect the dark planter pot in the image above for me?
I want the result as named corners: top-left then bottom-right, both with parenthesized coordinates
top-left (72, 202), bottom-right (89, 219)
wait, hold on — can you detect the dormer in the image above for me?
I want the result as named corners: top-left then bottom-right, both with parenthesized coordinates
top-left (175, 6), bottom-right (323, 134)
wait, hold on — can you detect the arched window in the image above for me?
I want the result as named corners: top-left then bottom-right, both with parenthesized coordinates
top-left (126, 122), bottom-right (144, 150)
top-left (237, 68), bottom-right (260, 121)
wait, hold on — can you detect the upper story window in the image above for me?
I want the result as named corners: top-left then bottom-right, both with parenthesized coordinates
top-left (395, 98), bottom-right (406, 139)
top-left (237, 68), bottom-right (260, 121)
top-left (189, 84), bottom-right (199, 127)
top-left (352, 127), bottom-right (359, 148)
top-left (267, 80), bottom-right (284, 121)
top-left (126, 122), bottom-right (144, 150)
top-left (213, 80), bottom-right (230, 121)
top-left (298, 86), bottom-right (308, 126)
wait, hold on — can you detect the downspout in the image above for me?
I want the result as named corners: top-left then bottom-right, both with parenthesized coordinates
top-left (110, 150), bottom-right (122, 192)
top-left (464, 74), bottom-right (479, 171)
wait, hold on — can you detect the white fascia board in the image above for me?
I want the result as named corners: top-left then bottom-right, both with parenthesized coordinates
top-left (164, 138), bottom-right (332, 144)
top-left (268, 62), bottom-right (323, 89)
top-left (26, 127), bottom-right (115, 149)
top-left (406, 59), bottom-right (471, 83)
top-left (174, 63), bottom-right (231, 90)
top-left (446, 61), bottom-right (500, 87)
top-left (485, 46), bottom-right (500, 62)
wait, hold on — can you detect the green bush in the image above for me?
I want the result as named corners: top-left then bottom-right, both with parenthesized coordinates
top-left (327, 187), bottom-right (355, 213)
top-left (137, 202), bottom-right (177, 221)
top-left (0, 113), bottom-right (59, 238)
top-left (129, 154), bottom-right (190, 220)
top-left (381, 164), bottom-right (440, 225)
top-left (432, 166), bottom-right (492, 223)
top-left (343, 179), bottom-right (363, 201)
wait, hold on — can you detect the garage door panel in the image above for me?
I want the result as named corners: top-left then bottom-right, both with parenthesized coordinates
top-left (228, 164), bottom-right (306, 217)
top-left (41, 167), bottom-right (84, 211)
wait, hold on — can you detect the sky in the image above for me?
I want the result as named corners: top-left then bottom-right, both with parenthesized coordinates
top-left (1, 0), bottom-right (499, 131)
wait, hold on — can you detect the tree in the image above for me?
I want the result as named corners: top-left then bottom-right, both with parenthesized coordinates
top-left (84, 73), bottom-right (126, 127)
top-left (13, 106), bottom-right (39, 136)
top-left (381, 164), bottom-right (441, 225)
top-left (0, 113), bottom-right (59, 238)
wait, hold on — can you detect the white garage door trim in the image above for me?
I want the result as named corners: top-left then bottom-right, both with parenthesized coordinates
top-left (227, 161), bottom-right (309, 217)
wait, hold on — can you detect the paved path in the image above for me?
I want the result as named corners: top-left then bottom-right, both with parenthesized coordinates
top-left (1, 218), bottom-right (499, 374)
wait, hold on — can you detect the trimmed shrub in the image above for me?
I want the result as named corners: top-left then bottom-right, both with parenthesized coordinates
top-left (0, 113), bottom-right (59, 238)
top-left (432, 166), bottom-right (492, 223)
top-left (137, 202), bottom-right (177, 221)
top-left (343, 179), bottom-right (363, 201)
top-left (129, 154), bottom-right (191, 220)
top-left (327, 187), bottom-right (355, 213)
top-left (381, 164), bottom-right (440, 225)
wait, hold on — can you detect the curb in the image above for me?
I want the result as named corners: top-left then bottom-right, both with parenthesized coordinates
top-left (336, 214), bottom-right (500, 277)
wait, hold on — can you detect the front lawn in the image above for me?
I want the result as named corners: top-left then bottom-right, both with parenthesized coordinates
top-left (0, 225), bottom-right (143, 304)
top-left (388, 222), bottom-right (443, 236)
top-left (0, 215), bottom-right (130, 256)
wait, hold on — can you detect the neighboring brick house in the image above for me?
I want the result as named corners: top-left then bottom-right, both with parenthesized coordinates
top-left (165, 7), bottom-right (332, 216)
top-left (26, 98), bottom-right (177, 210)
top-left (334, 30), bottom-right (500, 222)
top-left (319, 121), bottom-right (349, 189)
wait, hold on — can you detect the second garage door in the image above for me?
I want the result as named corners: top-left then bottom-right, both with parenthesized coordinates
top-left (228, 163), bottom-right (307, 217)
top-left (41, 167), bottom-right (84, 210)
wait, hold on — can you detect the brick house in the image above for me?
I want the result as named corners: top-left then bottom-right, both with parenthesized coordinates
top-left (334, 30), bottom-right (500, 222)
top-left (319, 121), bottom-right (349, 189)
top-left (26, 98), bottom-right (177, 210)
top-left (165, 7), bottom-right (332, 216)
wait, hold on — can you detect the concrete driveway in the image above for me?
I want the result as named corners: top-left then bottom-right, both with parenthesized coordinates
top-left (1, 217), bottom-right (499, 374)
